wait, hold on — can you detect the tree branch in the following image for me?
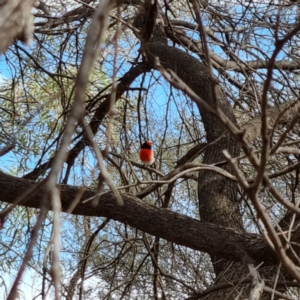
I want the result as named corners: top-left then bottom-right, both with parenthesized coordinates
top-left (0, 170), bottom-right (280, 266)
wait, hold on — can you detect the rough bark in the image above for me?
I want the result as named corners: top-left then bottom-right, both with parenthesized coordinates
top-left (1, 5), bottom-right (298, 298)
top-left (0, 0), bottom-right (37, 54)
top-left (139, 23), bottom-right (289, 298)
top-left (241, 100), bottom-right (300, 143)
top-left (0, 170), bottom-right (283, 266)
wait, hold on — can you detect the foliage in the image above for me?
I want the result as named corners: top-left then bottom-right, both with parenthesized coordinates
top-left (1, 0), bottom-right (300, 299)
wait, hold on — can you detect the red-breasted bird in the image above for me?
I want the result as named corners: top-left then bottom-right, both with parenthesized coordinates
top-left (139, 141), bottom-right (155, 165)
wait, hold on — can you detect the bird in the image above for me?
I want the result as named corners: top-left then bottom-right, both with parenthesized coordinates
top-left (139, 141), bottom-right (155, 165)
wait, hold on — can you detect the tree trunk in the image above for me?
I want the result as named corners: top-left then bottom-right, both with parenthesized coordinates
top-left (143, 23), bottom-right (286, 299)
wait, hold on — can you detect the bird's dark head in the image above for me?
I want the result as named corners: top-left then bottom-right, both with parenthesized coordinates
top-left (141, 141), bottom-right (153, 149)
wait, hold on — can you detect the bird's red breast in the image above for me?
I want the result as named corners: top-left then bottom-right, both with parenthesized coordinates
top-left (139, 141), bottom-right (155, 165)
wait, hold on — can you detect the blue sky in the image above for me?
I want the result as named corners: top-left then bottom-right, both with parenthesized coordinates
top-left (1, 1), bottom-right (299, 297)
